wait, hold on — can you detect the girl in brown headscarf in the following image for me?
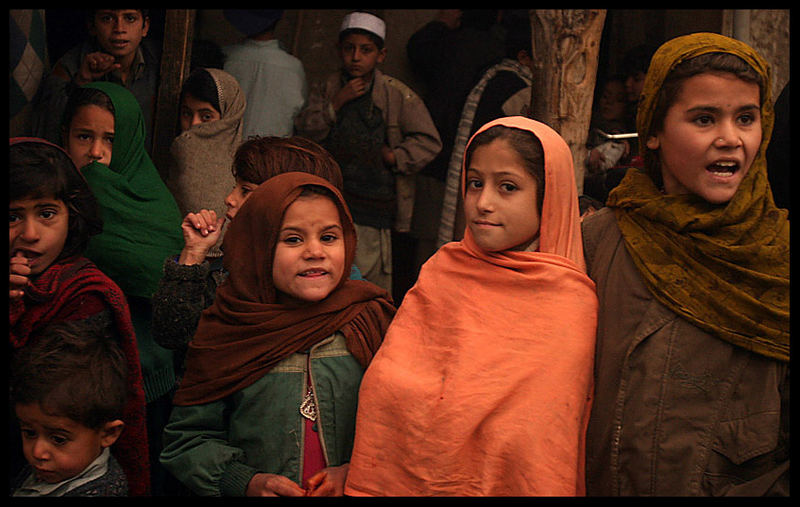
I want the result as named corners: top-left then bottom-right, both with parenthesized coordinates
top-left (160, 172), bottom-right (395, 496)
top-left (582, 33), bottom-right (789, 496)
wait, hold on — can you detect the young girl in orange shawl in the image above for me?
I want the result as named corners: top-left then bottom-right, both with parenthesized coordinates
top-left (345, 116), bottom-right (598, 496)
top-left (160, 172), bottom-right (395, 496)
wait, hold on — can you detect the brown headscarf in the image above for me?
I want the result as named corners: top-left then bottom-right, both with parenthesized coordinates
top-left (607, 33), bottom-right (789, 361)
top-left (173, 172), bottom-right (396, 406)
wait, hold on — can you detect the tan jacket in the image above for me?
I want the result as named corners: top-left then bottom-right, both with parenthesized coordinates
top-left (294, 69), bottom-right (441, 232)
top-left (581, 208), bottom-right (789, 496)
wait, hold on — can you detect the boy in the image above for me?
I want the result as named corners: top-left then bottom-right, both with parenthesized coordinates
top-left (294, 11), bottom-right (441, 293)
top-left (10, 319), bottom-right (129, 496)
top-left (223, 9), bottom-right (308, 138)
top-left (32, 9), bottom-right (159, 153)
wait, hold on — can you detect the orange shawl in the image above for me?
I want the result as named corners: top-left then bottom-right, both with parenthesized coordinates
top-left (345, 117), bottom-right (597, 496)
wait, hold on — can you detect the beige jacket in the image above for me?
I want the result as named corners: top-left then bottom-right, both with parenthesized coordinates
top-left (581, 208), bottom-right (789, 496)
top-left (294, 69), bottom-right (441, 232)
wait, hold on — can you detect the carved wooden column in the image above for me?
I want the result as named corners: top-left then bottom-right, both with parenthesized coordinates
top-left (529, 10), bottom-right (606, 194)
top-left (152, 9), bottom-right (196, 181)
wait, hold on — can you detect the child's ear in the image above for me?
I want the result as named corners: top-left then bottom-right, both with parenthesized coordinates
top-left (99, 420), bottom-right (125, 448)
top-left (646, 135), bottom-right (660, 150)
top-left (377, 48), bottom-right (387, 65)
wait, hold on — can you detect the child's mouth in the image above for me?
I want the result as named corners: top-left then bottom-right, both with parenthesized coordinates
top-left (707, 161), bottom-right (739, 174)
top-left (299, 268), bottom-right (328, 278)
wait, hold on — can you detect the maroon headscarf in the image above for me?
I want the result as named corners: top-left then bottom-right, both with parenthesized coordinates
top-left (173, 172), bottom-right (395, 406)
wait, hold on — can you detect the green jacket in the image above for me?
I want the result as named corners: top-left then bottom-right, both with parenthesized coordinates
top-left (160, 333), bottom-right (363, 496)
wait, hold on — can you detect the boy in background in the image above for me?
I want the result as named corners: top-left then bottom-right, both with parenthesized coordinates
top-left (33, 9), bottom-right (159, 153)
top-left (10, 319), bottom-right (129, 496)
top-left (294, 11), bottom-right (441, 294)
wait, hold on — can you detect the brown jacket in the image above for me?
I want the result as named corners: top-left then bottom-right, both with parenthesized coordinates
top-left (294, 69), bottom-right (441, 233)
top-left (581, 208), bottom-right (789, 496)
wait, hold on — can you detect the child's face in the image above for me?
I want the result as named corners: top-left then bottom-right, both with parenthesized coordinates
top-left (338, 33), bottom-right (386, 80)
top-left (273, 194), bottom-right (346, 305)
top-left (9, 196), bottom-right (70, 276)
top-left (179, 93), bottom-right (221, 132)
top-left (625, 71), bottom-right (647, 103)
top-left (224, 177), bottom-right (260, 221)
top-left (64, 104), bottom-right (115, 169)
top-left (90, 10), bottom-right (149, 61)
top-left (646, 72), bottom-right (761, 204)
top-left (464, 138), bottom-right (541, 252)
top-left (598, 80), bottom-right (626, 121)
top-left (16, 402), bottom-right (121, 484)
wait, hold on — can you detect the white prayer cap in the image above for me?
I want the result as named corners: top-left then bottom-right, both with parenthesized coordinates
top-left (340, 11), bottom-right (386, 41)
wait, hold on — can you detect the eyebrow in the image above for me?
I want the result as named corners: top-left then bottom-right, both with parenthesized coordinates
top-left (280, 224), bottom-right (343, 233)
top-left (9, 201), bottom-right (63, 211)
top-left (685, 104), bottom-right (760, 115)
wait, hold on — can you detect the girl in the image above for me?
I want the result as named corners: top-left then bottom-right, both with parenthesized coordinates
top-left (61, 82), bottom-right (185, 496)
top-left (582, 33), bottom-right (789, 496)
top-left (167, 67), bottom-right (245, 259)
top-left (9, 137), bottom-right (149, 496)
top-left (345, 116), bottom-right (598, 496)
top-left (152, 136), bottom-right (354, 357)
top-left (160, 172), bottom-right (395, 496)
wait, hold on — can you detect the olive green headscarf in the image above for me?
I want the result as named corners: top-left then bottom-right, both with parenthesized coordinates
top-left (607, 33), bottom-right (789, 361)
top-left (81, 82), bottom-right (184, 298)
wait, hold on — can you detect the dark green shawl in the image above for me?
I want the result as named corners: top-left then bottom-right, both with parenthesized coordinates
top-left (81, 82), bottom-right (183, 298)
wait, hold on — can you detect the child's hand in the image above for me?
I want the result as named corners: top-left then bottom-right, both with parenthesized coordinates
top-left (76, 52), bottom-right (121, 85)
top-left (9, 251), bottom-right (31, 300)
top-left (381, 145), bottom-right (397, 168)
top-left (177, 210), bottom-right (226, 265)
top-left (333, 78), bottom-right (368, 111)
top-left (246, 473), bottom-right (306, 497)
top-left (304, 463), bottom-right (349, 496)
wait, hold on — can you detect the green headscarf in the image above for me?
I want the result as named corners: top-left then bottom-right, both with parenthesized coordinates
top-left (81, 82), bottom-right (184, 298)
top-left (607, 33), bottom-right (789, 362)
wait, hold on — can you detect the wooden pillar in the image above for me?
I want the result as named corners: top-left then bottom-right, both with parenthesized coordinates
top-left (529, 10), bottom-right (606, 194)
top-left (152, 9), bottom-right (196, 181)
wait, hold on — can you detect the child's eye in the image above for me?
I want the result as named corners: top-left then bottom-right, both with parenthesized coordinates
top-left (500, 183), bottom-right (518, 193)
top-left (50, 434), bottom-right (69, 446)
top-left (737, 112), bottom-right (758, 126)
top-left (39, 208), bottom-right (58, 220)
top-left (283, 235), bottom-right (302, 245)
top-left (466, 179), bottom-right (483, 190)
top-left (9, 213), bottom-right (20, 224)
top-left (693, 115), bottom-right (714, 126)
top-left (321, 233), bottom-right (339, 243)
top-left (20, 428), bottom-right (36, 440)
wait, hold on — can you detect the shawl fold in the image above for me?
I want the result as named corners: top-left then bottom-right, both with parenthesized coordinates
top-left (173, 172), bottom-right (395, 406)
top-left (345, 117), bottom-right (597, 496)
top-left (80, 82), bottom-right (184, 298)
top-left (168, 68), bottom-right (244, 257)
top-left (9, 255), bottom-right (150, 497)
top-left (608, 32), bottom-right (789, 362)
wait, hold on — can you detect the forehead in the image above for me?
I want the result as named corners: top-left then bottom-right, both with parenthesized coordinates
top-left (282, 194), bottom-right (342, 225)
top-left (340, 32), bottom-right (378, 48)
top-left (674, 72), bottom-right (760, 104)
top-left (10, 196), bottom-right (66, 210)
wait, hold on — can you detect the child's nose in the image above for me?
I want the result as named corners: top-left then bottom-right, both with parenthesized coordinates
top-left (303, 239), bottom-right (325, 258)
top-left (476, 188), bottom-right (496, 212)
top-left (20, 219), bottom-right (41, 242)
top-left (30, 438), bottom-right (50, 461)
top-left (89, 140), bottom-right (105, 160)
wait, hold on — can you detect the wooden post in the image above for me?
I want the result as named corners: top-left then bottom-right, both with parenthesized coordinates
top-left (152, 9), bottom-right (196, 181)
top-left (529, 9), bottom-right (606, 194)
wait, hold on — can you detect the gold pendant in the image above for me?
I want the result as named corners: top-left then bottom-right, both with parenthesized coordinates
top-left (300, 387), bottom-right (317, 421)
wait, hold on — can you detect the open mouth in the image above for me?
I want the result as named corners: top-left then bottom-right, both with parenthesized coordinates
top-left (706, 161), bottom-right (739, 175)
top-left (299, 268), bottom-right (328, 278)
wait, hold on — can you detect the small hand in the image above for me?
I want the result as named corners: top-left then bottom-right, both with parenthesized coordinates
top-left (77, 52), bottom-right (120, 85)
top-left (177, 210), bottom-right (226, 265)
top-left (304, 463), bottom-right (349, 496)
top-left (9, 251), bottom-right (31, 300)
top-left (246, 473), bottom-right (306, 497)
top-left (333, 78), bottom-right (368, 111)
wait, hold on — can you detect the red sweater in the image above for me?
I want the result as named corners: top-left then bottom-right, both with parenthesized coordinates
top-left (10, 256), bottom-right (151, 496)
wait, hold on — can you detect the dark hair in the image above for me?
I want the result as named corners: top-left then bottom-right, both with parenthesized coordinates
top-left (622, 44), bottom-right (657, 79)
top-left (180, 68), bottom-right (221, 114)
top-left (11, 318), bottom-right (128, 430)
top-left (232, 136), bottom-right (344, 190)
top-left (62, 86), bottom-right (115, 136)
top-left (9, 141), bottom-right (103, 260)
top-left (644, 52), bottom-right (764, 185)
top-left (191, 39), bottom-right (226, 71)
top-left (464, 125), bottom-right (546, 214)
